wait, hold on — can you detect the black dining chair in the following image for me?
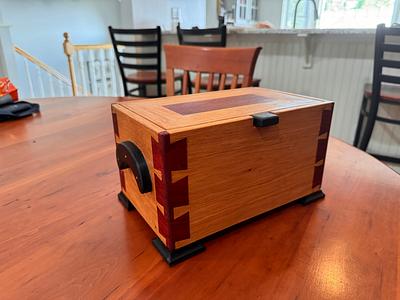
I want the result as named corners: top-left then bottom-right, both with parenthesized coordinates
top-left (177, 24), bottom-right (227, 47)
top-left (109, 26), bottom-right (181, 98)
top-left (353, 24), bottom-right (400, 163)
top-left (176, 24), bottom-right (261, 91)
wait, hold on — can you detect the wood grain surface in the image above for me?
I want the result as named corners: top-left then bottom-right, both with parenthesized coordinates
top-left (119, 87), bottom-right (328, 130)
top-left (0, 97), bottom-right (399, 300)
top-left (170, 104), bottom-right (332, 249)
top-left (111, 104), bottom-right (167, 246)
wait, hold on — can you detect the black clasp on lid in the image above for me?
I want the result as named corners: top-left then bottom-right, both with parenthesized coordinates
top-left (252, 112), bottom-right (279, 127)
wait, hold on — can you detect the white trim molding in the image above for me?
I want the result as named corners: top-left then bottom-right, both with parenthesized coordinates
top-left (392, 0), bottom-right (400, 24)
top-left (0, 24), bottom-right (19, 83)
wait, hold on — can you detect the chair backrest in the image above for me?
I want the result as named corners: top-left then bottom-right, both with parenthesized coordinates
top-left (177, 24), bottom-right (227, 47)
top-left (371, 24), bottom-right (400, 103)
top-left (164, 44), bottom-right (262, 96)
top-left (108, 26), bottom-right (162, 97)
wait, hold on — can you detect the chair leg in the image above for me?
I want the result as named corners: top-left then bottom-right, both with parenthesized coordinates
top-left (359, 97), bottom-right (379, 151)
top-left (188, 73), bottom-right (193, 94)
top-left (138, 85), bottom-right (144, 97)
top-left (157, 83), bottom-right (162, 98)
top-left (353, 95), bottom-right (367, 147)
top-left (138, 84), bottom-right (147, 97)
top-left (180, 77), bottom-right (184, 95)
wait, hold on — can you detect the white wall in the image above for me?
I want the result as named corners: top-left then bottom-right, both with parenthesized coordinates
top-left (131, 0), bottom-right (207, 30)
top-left (0, 9), bottom-right (18, 83)
top-left (258, 0), bottom-right (283, 28)
top-left (120, 0), bottom-right (134, 28)
top-left (0, 0), bottom-right (122, 95)
top-left (206, 0), bottom-right (219, 28)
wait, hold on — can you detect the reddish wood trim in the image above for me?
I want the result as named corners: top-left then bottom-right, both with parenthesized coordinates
top-left (171, 212), bottom-right (190, 241)
top-left (152, 131), bottom-right (190, 251)
top-left (151, 140), bottom-right (163, 171)
top-left (315, 138), bottom-right (329, 163)
top-left (312, 164), bottom-right (324, 188)
top-left (164, 94), bottom-right (272, 115)
top-left (151, 133), bottom-right (188, 171)
top-left (319, 109), bottom-right (333, 135)
top-left (313, 108), bottom-right (334, 188)
top-left (157, 208), bottom-right (170, 242)
top-left (154, 176), bottom-right (167, 207)
top-left (168, 138), bottom-right (188, 170)
top-left (157, 210), bottom-right (190, 246)
top-left (119, 170), bottom-right (126, 190)
top-left (169, 177), bottom-right (189, 207)
top-left (112, 112), bottom-right (119, 136)
top-left (154, 175), bottom-right (189, 208)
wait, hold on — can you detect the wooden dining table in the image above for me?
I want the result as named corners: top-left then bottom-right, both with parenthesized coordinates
top-left (0, 96), bottom-right (399, 300)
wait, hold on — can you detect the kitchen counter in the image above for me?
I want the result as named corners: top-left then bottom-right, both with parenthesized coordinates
top-left (163, 27), bottom-right (376, 35)
top-left (227, 27), bottom-right (376, 35)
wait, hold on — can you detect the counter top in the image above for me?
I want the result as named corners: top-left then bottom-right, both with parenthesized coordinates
top-left (228, 27), bottom-right (376, 35)
top-left (163, 27), bottom-right (376, 35)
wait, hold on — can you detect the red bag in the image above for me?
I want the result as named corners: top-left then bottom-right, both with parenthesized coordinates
top-left (0, 77), bottom-right (18, 101)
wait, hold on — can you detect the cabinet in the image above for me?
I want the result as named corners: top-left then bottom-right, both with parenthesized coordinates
top-left (235, 0), bottom-right (258, 25)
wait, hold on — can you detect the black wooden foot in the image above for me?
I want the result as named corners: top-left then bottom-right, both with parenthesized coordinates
top-left (152, 237), bottom-right (205, 266)
top-left (118, 192), bottom-right (135, 211)
top-left (298, 190), bottom-right (325, 205)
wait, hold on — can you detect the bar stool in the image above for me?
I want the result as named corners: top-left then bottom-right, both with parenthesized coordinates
top-left (353, 24), bottom-right (400, 163)
top-left (109, 26), bottom-right (181, 97)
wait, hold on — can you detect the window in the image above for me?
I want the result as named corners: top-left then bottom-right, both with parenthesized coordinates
top-left (282, 0), bottom-right (400, 28)
top-left (235, 0), bottom-right (258, 25)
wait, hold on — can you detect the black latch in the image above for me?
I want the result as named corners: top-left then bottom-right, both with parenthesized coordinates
top-left (252, 112), bottom-right (279, 127)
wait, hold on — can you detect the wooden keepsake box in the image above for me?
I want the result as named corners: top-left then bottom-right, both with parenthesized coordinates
top-left (111, 87), bottom-right (334, 264)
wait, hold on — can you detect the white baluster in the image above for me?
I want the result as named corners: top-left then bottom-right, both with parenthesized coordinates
top-left (88, 50), bottom-right (98, 95)
top-left (66, 83), bottom-right (72, 96)
top-left (77, 50), bottom-right (88, 96)
top-left (106, 49), bottom-right (117, 96)
top-left (98, 49), bottom-right (108, 96)
top-left (48, 74), bottom-right (55, 97)
top-left (23, 58), bottom-right (35, 98)
top-left (36, 65), bottom-right (45, 98)
top-left (58, 79), bottom-right (65, 96)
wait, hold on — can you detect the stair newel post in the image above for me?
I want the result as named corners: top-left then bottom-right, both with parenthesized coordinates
top-left (63, 32), bottom-right (78, 96)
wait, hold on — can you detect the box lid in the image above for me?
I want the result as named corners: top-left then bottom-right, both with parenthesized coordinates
top-left (118, 87), bottom-right (331, 131)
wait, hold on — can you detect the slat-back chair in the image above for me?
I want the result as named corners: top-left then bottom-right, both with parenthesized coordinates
top-left (177, 24), bottom-right (227, 47)
top-left (353, 24), bottom-right (400, 163)
top-left (176, 25), bottom-right (261, 91)
top-left (164, 44), bottom-right (262, 96)
top-left (108, 26), bottom-right (164, 97)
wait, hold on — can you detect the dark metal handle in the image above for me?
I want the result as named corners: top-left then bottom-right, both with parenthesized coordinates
top-left (252, 112), bottom-right (279, 127)
top-left (116, 141), bottom-right (152, 194)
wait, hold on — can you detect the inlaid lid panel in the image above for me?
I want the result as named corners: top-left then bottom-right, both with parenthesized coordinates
top-left (118, 87), bottom-right (331, 130)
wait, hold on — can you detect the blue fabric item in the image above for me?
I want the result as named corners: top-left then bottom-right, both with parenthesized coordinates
top-left (0, 95), bottom-right (40, 121)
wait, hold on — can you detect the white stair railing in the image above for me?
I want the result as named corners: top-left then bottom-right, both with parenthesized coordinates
top-left (14, 46), bottom-right (72, 98)
top-left (63, 32), bottom-right (124, 97)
